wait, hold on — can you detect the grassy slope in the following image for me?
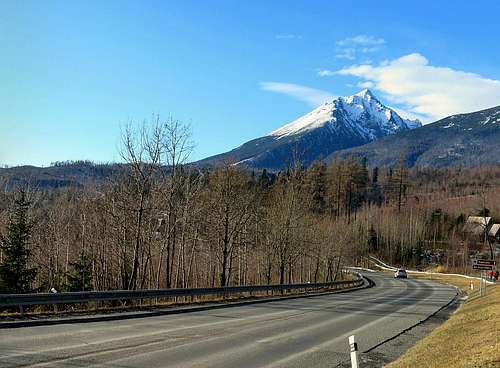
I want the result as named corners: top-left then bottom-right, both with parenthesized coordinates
top-left (387, 277), bottom-right (500, 368)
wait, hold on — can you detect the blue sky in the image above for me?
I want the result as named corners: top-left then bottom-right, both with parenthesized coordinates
top-left (2, 0), bottom-right (500, 166)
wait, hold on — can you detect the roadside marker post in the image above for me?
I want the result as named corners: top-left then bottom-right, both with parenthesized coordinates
top-left (480, 272), bottom-right (486, 296)
top-left (472, 259), bottom-right (496, 297)
top-left (478, 272), bottom-right (487, 297)
top-left (482, 272), bottom-right (486, 297)
top-left (349, 335), bottom-right (359, 368)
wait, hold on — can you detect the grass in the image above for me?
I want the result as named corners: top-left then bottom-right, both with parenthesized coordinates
top-left (386, 275), bottom-right (500, 368)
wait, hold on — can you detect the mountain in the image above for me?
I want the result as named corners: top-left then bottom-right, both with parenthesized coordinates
top-left (196, 89), bottom-right (421, 170)
top-left (335, 105), bottom-right (500, 167)
top-left (3, 102), bottom-right (499, 191)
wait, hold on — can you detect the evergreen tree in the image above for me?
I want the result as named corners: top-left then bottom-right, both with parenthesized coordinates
top-left (258, 169), bottom-right (271, 190)
top-left (66, 248), bottom-right (93, 291)
top-left (394, 157), bottom-right (409, 212)
top-left (412, 241), bottom-right (424, 268)
top-left (367, 225), bottom-right (378, 252)
top-left (346, 158), bottom-right (369, 219)
top-left (305, 162), bottom-right (327, 213)
top-left (367, 166), bottom-right (383, 206)
top-left (326, 156), bottom-right (345, 218)
top-left (384, 156), bottom-right (408, 211)
top-left (0, 190), bottom-right (37, 293)
top-left (477, 207), bottom-right (490, 217)
top-left (372, 167), bottom-right (379, 184)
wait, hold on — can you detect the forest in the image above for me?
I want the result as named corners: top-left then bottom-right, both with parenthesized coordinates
top-left (1, 118), bottom-right (499, 293)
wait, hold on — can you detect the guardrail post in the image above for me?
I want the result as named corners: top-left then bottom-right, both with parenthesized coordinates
top-left (349, 335), bottom-right (359, 368)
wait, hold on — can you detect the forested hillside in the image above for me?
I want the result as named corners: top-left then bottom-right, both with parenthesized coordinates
top-left (1, 119), bottom-right (499, 293)
top-left (337, 105), bottom-right (500, 167)
top-left (0, 161), bottom-right (121, 189)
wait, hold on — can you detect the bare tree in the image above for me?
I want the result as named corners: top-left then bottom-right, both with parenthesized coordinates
top-left (118, 117), bottom-right (164, 290)
top-left (156, 118), bottom-right (195, 288)
top-left (267, 167), bottom-right (310, 284)
top-left (203, 165), bottom-right (256, 287)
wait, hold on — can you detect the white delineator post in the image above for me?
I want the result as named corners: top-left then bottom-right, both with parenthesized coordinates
top-left (349, 335), bottom-right (359, 368)
top-left (482, 272), bottom-right (487, 297)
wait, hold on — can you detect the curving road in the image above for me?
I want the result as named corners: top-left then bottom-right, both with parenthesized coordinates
top-left (0, 273), bottom-right (457, 368)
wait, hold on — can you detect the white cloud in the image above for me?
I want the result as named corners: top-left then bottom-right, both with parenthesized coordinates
top-left (360, 47), bottom-right (381, 54)
top-left (317, 69), bottom-right (335, 77)
top-left (336, 35), bottom-right (386, 46)
top-left (275, 34), bottom-right (302, 40)
top-left (259, 82), bottom-right (335, 107)
top-left (335, 35), bottom-right (386, 60)
top-left (335, 48), bottom-right (356, 60)
top-left (336, 53), bottom-right (500, 122)
top-left (357, 81), bottom-right (375, 89)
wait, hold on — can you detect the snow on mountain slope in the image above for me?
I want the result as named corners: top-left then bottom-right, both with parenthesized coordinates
top-left (196, 89), bottom-right (422, 169)
top-left (269, 101), bottom-right (337, 137)
top-left (270, 89), bottom-right (421, 139)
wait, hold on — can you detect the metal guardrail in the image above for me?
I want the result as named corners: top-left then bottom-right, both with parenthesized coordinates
top-left (0, 272), bottom-right (364, 308)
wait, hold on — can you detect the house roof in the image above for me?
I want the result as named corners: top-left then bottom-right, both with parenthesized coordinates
top-left (466, 216), bottom-right (492, 226)
top-left (464, 216), bottom-right (492, 235)
top-left (489, 224), bottom-right (500, 237)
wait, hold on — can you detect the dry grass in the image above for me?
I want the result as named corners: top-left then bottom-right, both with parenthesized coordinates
top-left (427, 265), bottom-right (447, 273)
top-left (387, 282), bottom-right (500, 368)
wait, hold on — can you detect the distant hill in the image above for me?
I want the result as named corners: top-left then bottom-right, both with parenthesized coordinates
top-left (335, 105), bottom-right (500, 167)
top-left (3, 103), bottom-right (500, 190)
top-left (0, 161), bottom-right (120, 189)
top-left (195, 89), bottom-right (420, 170)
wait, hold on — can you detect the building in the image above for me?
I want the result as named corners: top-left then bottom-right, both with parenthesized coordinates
top-left (463, 216), bottom-right (492, 237)
top-left (489, 223), bottom-right (500, 243)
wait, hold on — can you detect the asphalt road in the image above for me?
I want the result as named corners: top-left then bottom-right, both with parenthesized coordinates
top-left (0, 273), bottom-right (457, 368)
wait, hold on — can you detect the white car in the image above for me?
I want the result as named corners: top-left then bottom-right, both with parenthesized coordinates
top-left (394, 269), bottom-right (408, 278)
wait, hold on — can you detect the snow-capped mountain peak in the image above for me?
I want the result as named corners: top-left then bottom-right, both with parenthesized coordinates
top-left (353, 88), bottom-right (375, 100)
top-left (197, 89), bottom-right (422, 170)
top-left (270, 89), bottom-right (421, 139)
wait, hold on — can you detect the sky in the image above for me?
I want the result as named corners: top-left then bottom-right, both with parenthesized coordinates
top-left (2, 0), bottom-right (500, 166)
